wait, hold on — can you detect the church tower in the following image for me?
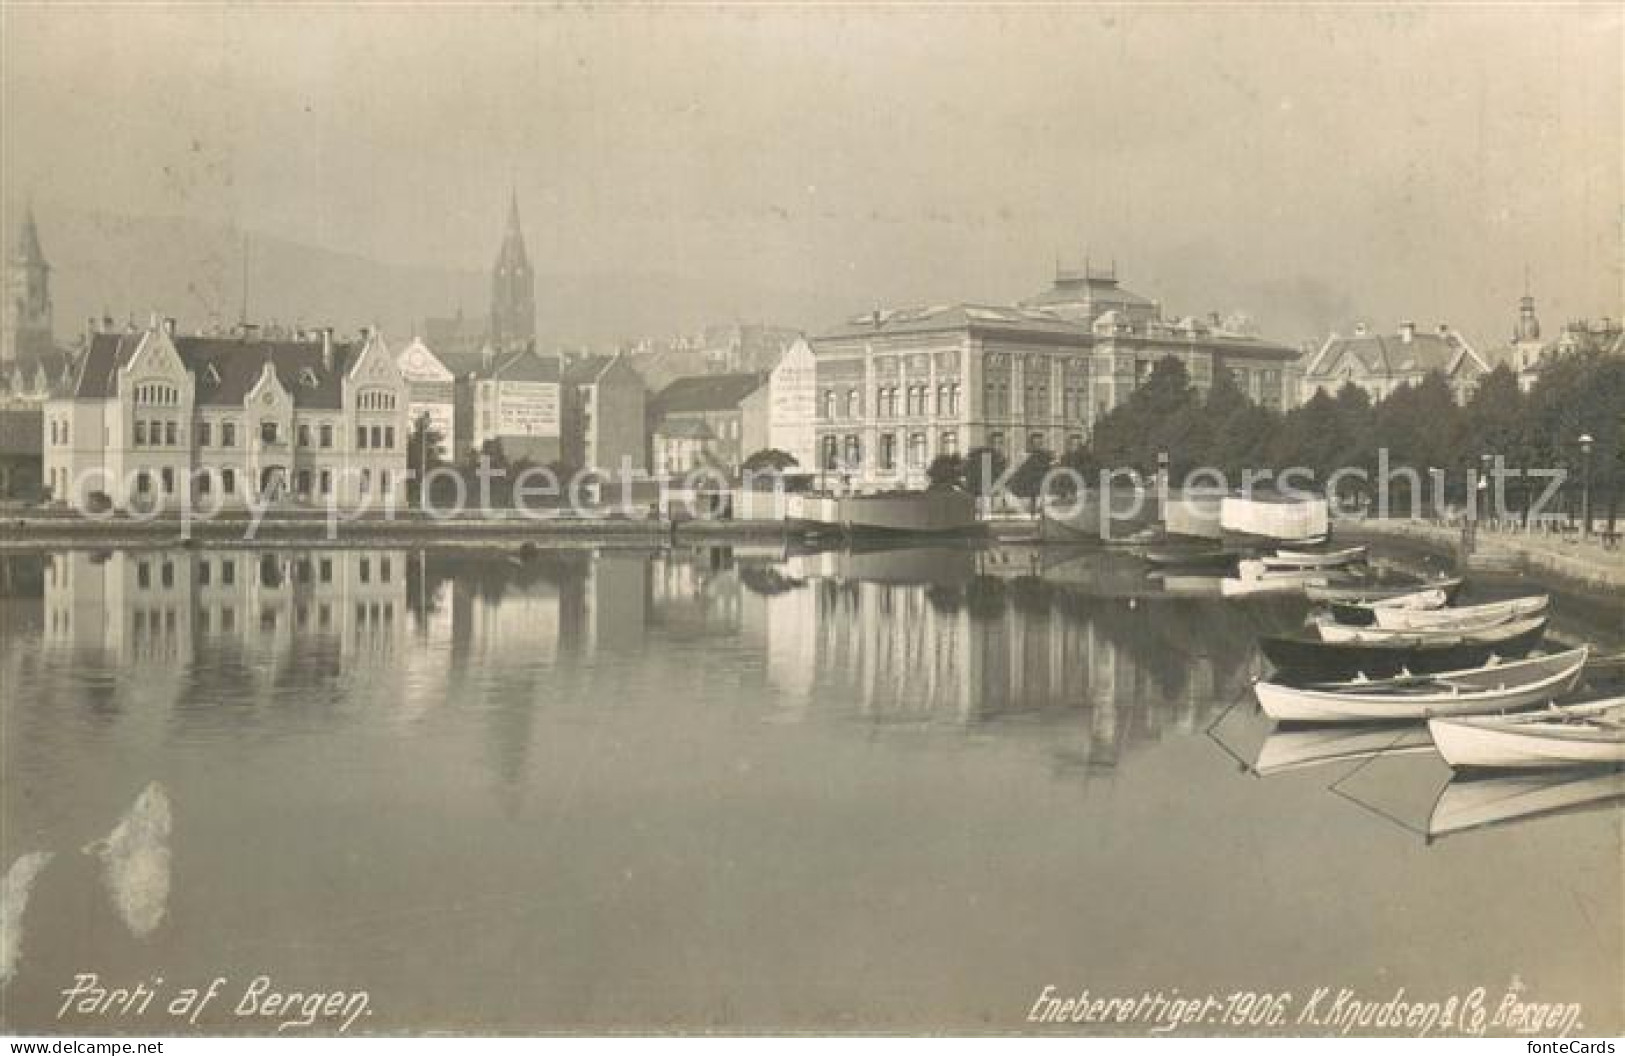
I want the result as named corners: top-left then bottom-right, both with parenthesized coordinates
top-left (3, 203), bottom-right (54, 364)
top-left (489, 190), bottom-right (536, 352)
top-left (1515, 293), bottom-right (1541, 342)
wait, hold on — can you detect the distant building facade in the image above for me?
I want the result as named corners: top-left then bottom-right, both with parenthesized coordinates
top-left (765, 337), bottom-right (819, 472)
top-left (561, 353), bottom-right (647, 476)
top-left (1487, 292), bottom-right (1622, 392)
top-left (443, 347), bottom-right (561, 465)
top-left (648, 372), bottom-right (769, 477)
top-left (394, 336), bottom-right (456, 461)
top-left (1302, 320), bottom-right (1490, 404)
top-left (805, 265), bottom-right (1302, 488)
top-left (43, 320), bottom-right (409, 509)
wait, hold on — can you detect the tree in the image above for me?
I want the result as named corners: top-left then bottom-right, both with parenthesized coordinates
top-left (406, 413), bottom-right (447, 504)
top-left (925, 452), bottom-right (966, 488)
top-left (1006, 448), bottom-right (1055, 512)
top-left (741, 448), bottom-right (799, 474)
top-left (961, 446), bottom-right (1008, 500)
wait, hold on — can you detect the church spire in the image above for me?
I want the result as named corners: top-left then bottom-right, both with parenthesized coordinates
top-left (13, 201), bottom-right (47, 268)
top-left (489, 189), bottom-right (536, 352)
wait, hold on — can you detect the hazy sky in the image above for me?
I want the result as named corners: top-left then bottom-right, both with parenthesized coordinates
top-left (3, 3), bottom-right (1619, 344)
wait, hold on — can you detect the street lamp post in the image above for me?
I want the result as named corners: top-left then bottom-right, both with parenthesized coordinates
top-left (1578, 433), bottom-right (1594, 537)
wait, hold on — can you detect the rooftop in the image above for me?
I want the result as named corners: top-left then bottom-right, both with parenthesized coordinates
top-left (650, 371), bottom-right (768, 415)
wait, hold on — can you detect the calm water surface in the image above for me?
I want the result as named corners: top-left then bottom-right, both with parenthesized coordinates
top-left (1, 543), bottom-right (1620, 1034)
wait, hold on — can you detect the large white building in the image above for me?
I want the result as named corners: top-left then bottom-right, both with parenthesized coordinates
top-left (43, 319), bottom-right (409, 509)
top-left (394, 336), bottom-right (456, 460)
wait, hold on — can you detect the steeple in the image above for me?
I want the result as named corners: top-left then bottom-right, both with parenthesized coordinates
top-left (13, 203), bottom-right (47, 268)
top-left (489, 188), bottom-right (535, 352)
top-left (4, 201), bottom-right (55, 362)
top-left (1516, 271), bottom-right (1540, 343)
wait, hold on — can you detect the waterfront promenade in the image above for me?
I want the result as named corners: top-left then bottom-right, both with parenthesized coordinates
top-left (1345, 517), bottom-right (1625, 590)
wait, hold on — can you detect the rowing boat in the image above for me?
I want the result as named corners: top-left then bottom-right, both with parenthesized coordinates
top-left (1260, 546), bottom-right (1367, 570)
top-left (1258, 616), bottom-right (1549, 680)
top-left (1254, 647), bottom-right (1588, 723)
top-left (1428, 696), bottom-right (1625, 769)
top-left (1314, 612), bottom-right (1515, 643)
top-left (1314, 577), bottom-right (1463, 610)
top-left (1372, 595), bottom-right (1548, 632)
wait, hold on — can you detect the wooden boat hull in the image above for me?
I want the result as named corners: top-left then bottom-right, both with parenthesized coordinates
top-left (1428, 698), bottom-right (1625, 769)
top-left (1315, 578), bottom-right (1463, 608)
top-left (1255, 647), bottom-right (1587, 722)
top-left (1372, 595), bottom-right (1548, 631)
top-left (1315, 612), bottom-right (1515, 643)
top-left (1262, 546), bottom-right (1367, 570)
top-left (1325, 584), bottom-right (1463, 624)
top-left (1258, 618), bottom-right (1548, 680)
top-left (1040, 488), bottom-right (1159, 543)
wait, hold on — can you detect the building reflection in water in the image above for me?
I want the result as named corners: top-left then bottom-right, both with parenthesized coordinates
top-left (12, 542), bottom-right (1290, 786)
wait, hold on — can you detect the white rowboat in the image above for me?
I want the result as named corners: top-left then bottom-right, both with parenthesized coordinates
top-left (1428, 697), bottom-right (1625, 769)
top-left (1315, 612), bottom-right (1515, 642)
top-left (1255, 647), bottom-right (1589, 723)
top-left (1261, 546), bottom-right (1367, 570)
top-left (1372, 595), bottom-right (1548, 631)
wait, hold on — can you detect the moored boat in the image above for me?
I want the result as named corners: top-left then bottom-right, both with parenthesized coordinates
top-left (1314, 578), bottom-right (1463, 607)
top-left (1144, 548), bottom-right (1244, 572)
top-left (1314, 612), bottom-right (1516, 643)
top-left (1323, 582), bottom-right (1464, 624)
top-left (1254, 646), bottom-right (1588, 723)
top-left (1371, 595), bottom-right (1548, 631)
top-left (1428, 697), bottom-right (1625, 769)
top-left (1258, 615), bottom-right (1549, 680)
top-left (1040, 486), bottom-right (1160, 543)
top-left (787, 488), bottom-right (980, 535)
top-left (1261, 546), bottom-right (1367, 570)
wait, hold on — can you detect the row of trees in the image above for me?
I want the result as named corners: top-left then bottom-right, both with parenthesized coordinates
top-left (924, 352), bottom-right (1623, 527)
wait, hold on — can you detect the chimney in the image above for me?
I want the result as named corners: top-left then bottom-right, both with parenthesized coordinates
top-left (162, 317), bottom-right (176, 337)
top-left (321, 327), bottom-right (334, 371)
top-left (1437, 323), bottom-right (1450, 337)
top-left (1399, 321), bottom-right (1415, 343)
top-left (1353, 322), bottom-right (1368, 337)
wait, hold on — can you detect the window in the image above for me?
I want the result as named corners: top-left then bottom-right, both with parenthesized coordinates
top-left (320, 469), bottom-right (331, 495)
top-left (370, 425), bottom-right (382, 449)
top-left (1028, 431), bottom-right (1046, 453)
top-left (821, 435), bottom-right (838, 471)
top-left (136, 470), bottom-right (151, 494)
top-left (134, 421), bottom-right (147, 446)
top-left (222, 422), bottom-right (236, 447)
top-left (846, 389), bottom-right (861, 419)
top-left (360, 558), bottom-right (371, 584)
top-left (298, 424), bottom-right (311, 447)
top-left (198, 560), bottom-right (211, 586)
top-left (380, 557), bottom-right (391, 583)
top-left (822, 390), bottom-right (837, 420)
top-left (197, 421), bottom-right (211, 447)
top-left (908, 432), bottom-right (927, 468)
top-left (222, 559), bottom-right (236, 586)
top-left (940, 430), bottom-right (958, 456)
top-left (320, 424), bottom-right (333, 448)
top-left (165, 421), bottom-right (177, 446)
top-left (137, 561), bottom-right (150, 589)
top-left (1067, 433), bottom-right (1084, 452)
top-left (380, 470), bottom-right (390, 493)
top-left (319, 558), bottom-right (333, 584)
top-left (50, 420), bottom-right (58, 445)
top-left (357, 426), bottom-right (368, 449)
top-left (384, 426), bottom-right (395, 449)
top-left (222, 468), bottom-right (236, 495)
top-left (195, 471), bottom-right (211, 496)
top-left (296, 470), bottom-right (311, 495)
top-left (360, 469), bottom-right (371, 494)
top-left (988, 431), bottom-right (1005, 455)
top-left (843, 435), bottom-right (862, 468)
top-left (161, 561), bottom-right (174, 588)
top-left (161, 467), bottom-right (174, 494)
top-left (937, 384), bottom-right (951, 416)
top-left (879, 433), bottom-right (896, 471)
top-left (261, 421), bottom-right (278, 444)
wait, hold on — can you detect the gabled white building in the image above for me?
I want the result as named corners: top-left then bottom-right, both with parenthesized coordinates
top-left (394, 336), bottom-right (456, 460)
top-left (43, 318), bottom-right (409, 510)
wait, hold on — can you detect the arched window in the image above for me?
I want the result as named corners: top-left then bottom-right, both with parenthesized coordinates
top-left (823, 390), bottom-right (837, 420)
top-left (846, 388), bottom-right (861, 419)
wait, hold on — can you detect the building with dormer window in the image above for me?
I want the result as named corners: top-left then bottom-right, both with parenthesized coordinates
top-left (43, 318), bottom-right (409, 510)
